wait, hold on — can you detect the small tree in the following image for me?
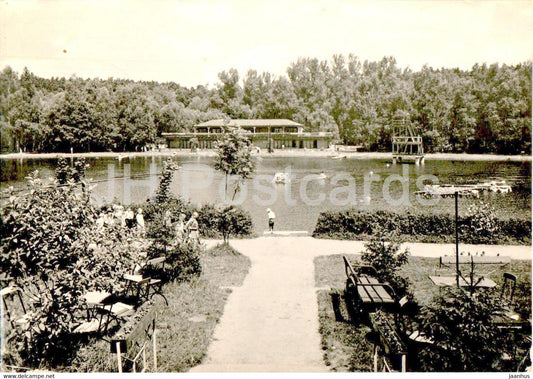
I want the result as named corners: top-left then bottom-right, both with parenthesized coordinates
top-left (217, 205), bottom-right (253, 243)
top-left (154, 157), bottom-right (179, 204)
top-left (361, 224), bottom-right (410, 297)
top-left (214, 124), bottom-right (255, 200)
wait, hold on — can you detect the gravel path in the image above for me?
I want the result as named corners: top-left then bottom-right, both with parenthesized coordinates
top-left (193, 237), bottom-right (530, 372)
top-left (192, 237), bottom-right (330, 372)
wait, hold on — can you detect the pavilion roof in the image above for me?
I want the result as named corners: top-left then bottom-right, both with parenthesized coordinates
top-left (196, 119), bottom-right (304, 128)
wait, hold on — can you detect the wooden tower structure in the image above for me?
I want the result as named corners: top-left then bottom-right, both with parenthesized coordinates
top-left (391, 118), bottom-right (424, 164)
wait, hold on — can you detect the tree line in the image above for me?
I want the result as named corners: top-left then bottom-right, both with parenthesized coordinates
top-left (1, 55), bottom-right (530, 154)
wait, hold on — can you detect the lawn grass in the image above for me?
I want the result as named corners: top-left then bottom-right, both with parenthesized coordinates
top-left (314, 253), bottom-right (532, 372)
top-left (317, 290), bottom-right (374, 372)
top-left (66, 243), bottom-right (250, 372)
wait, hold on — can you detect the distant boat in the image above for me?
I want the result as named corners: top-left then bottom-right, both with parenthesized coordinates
top-left (490, 183), bottom-right (512, 193)
top-left (332, 155), bottom-right (347, 160)
top-left (415, 179), bottom-right (512, 199)
top-left (273, 172), bottom-right (290, 184)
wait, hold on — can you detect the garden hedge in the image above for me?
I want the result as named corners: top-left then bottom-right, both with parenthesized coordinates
top-left (313, 209), bottom-right (531, 245)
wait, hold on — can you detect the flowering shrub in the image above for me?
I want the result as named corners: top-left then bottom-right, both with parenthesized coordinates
top-left (0, 171), bottom-right (146, 367)
top-left (417, 288), bottom-right (510, 371)
top-left (460, 201), bottom-right (500, 244)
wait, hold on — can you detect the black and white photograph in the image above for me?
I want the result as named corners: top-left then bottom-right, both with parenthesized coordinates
top-left (0, 0), bottom-right (531, 375)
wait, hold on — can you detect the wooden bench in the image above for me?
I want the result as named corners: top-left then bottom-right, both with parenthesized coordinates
top-left (343, 256), bottom-right (397, 314)
top-left (439, 255), bottom-right (511, 267)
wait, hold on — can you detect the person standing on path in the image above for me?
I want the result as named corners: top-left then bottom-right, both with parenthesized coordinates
top-left (267, 208), bottom-right (276, 233)
top-left (174, 213), bottom-right (186, 245)
top-left (185, 211), bottom-right (200, 247)
top-left (136, 208), bottom-right (145, 236)
top-left (163, 210), bottom-right (172, 229)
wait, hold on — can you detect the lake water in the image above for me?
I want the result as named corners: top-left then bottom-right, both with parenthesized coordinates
top-left (1, 156), bottom-right (531, 233)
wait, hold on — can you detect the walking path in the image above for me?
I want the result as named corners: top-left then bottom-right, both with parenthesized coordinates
top-left (192, 236), bottom-right (531, 372)
top-left (204, 237), bottom-right (532, 260)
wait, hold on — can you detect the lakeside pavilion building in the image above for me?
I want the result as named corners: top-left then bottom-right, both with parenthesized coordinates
top-left (162, 119), bottom-right (334, 150)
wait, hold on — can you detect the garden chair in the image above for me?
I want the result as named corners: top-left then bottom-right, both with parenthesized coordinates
top-left (1, 286), bottom-right (27, 328)
top-left (98, 302), bottom-right (135, 332)
top-left (394, 296), bottom-right (432, 344)
top-left (123, 274), bottom-right (151, 305)
top-left (73, 291), bottom-right (112, 335)
top-left (142, 256), bottom-right (168, 305)
top-left (123, 256), bottom-right (168, 306)
top-left (488, 274), bottom-right (530, 343)
top-left (492, 272), bottom-right (522, 329)
top-left (500, 272), bottom-right (517, 305)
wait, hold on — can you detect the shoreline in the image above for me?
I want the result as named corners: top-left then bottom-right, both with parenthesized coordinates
top-left (0, 149), bottom-right (531, 162)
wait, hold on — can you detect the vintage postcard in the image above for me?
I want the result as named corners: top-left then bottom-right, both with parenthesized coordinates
top-left (0, 0), bottom-right (531, 376)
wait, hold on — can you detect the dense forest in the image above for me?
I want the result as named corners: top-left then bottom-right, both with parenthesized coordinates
top-left (0, 55), bottom-right (531, 154)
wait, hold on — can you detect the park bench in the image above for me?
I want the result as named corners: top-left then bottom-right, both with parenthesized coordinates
top-left (343, 256), bottom-right (397, 315)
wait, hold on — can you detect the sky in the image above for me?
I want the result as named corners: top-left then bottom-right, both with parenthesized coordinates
top-left (0, 0), bottom-right (531, 87)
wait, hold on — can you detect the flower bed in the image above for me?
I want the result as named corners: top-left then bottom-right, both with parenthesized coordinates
top-left (369, 311), bottom-right (406, 356)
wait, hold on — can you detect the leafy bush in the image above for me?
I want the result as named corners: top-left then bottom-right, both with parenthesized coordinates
top-left (417, 288), bottom-right (510, 371)
top-left (216, 205), bottom-right (254, 243)
top-left (197, 203), bottom-right (220, 238)
top-left (313, 208), bottom-right (530, 244)
top-left (55, 157), bottom-right (88, 185)
top-left (142, 198), bottom-right (253, 241)
top-left (0, 171), bottom-right (146, 367)
top-left (513, 280), bottom-right (532, 321)
top-left (498, 218), bottom-right (532, 243)
top-left (164, 242), bottom-right (202, 282)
